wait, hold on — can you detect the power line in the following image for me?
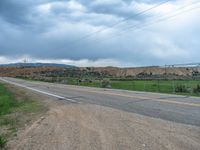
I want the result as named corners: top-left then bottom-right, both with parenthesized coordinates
top-left (119, 1), bottom-right (200, 35)
top-left (56, 0), bottom-right (171, 49)
top-left (68, 0), bottom-right (171, 44)
top-left (91, 1), bottom-right (200, 45)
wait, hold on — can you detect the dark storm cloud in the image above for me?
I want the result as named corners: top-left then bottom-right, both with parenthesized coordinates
top-left (0, 0), bottom-right (29, 24)
top-left (0, 0), bottom-right (46, 24)
top-left (0, 0), bottom-right (200, 66)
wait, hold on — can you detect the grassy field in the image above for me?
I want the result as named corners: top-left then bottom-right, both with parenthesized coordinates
top-left (63, 78), bottom-right (200, 96)
top-left (0, 83), bottom-right (46, 149)
top-left (19, 77), bottom-right (200, 96)
top-left (110, 80), bottom-right (200, 93)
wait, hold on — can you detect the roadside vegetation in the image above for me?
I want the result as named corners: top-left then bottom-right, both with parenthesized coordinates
top-left (0, 83), bottom-right (47, 149)
top-left (5, 64), bottom-right (199, 97)
top-left (18, 76), bottom-right (200, 97)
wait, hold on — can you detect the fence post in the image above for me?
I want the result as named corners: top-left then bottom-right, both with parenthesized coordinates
top-left (172, 65), bottom-right (176, 94)
top-left (144, 79), bottom-right (146, 92)
top-left (157, 79), bottom-right (160, 92)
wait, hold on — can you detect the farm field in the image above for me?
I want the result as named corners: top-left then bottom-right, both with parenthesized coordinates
top-left (81, 80), bottom-right (200, 96)
top-left (23, 77), bottom-right (200, 97)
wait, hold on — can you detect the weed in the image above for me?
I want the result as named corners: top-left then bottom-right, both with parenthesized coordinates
top-left (0, 135), bottom-right (7, 149)
top-left (175, 84), bottom-right (188, 93)
top-left (193, 84), bottom-right (200, 93)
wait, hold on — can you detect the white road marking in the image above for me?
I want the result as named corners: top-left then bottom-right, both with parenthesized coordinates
top-left (0, 78), bottom-right (77, 103)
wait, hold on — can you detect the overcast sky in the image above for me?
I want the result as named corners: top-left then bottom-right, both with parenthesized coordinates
top-left (0, 0), bottom-right (200, 67)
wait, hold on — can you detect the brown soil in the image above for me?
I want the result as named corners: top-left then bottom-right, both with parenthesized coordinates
top-left (0, 66), bottom-right (199, 78)
top-left (7, 92), bottom-right (200, 150)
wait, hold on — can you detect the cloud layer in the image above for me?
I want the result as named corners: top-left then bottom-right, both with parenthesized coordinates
top-left (0, 0), bottom-right (200, 66)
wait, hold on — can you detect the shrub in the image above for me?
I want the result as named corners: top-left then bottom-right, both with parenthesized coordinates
top-left (101, 80), bottom-right (111, 88)
top-left (175, 84), bottom-right (187, 93)
top-left (193, 84), bottom-right (200, 93)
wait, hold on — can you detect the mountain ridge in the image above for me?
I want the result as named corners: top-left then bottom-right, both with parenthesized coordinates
top-left (0, 63), bottom-right (75, 68)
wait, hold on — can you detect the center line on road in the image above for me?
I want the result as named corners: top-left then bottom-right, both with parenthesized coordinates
top-left (62, 86), bottom-right (200, 107)
top-left (1, 78), bottom-right (200, 107)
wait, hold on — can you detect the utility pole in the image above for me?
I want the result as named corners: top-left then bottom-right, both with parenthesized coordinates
top-left (165, 64), bottom-right (167, 80)
top-left (23, 57), bottom-right (27, 78)
top-left (172, 65), bottom-right (175, 94)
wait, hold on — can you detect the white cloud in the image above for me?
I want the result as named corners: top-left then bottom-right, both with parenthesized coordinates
top-left (37, 3), bottom-right (51, 13)
top-left (68, 0), bottom-right (86, 12)
top-left (149, 37), bottom-right (189, 59)
top-left (0, 55), bottom-right (133, 67)
top-left (37, 0), bottom-right (86, 14)
top-left (91, 0), bottom-right (124, 6)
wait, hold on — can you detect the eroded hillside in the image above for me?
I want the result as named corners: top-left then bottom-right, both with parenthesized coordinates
top-left (0, 66), bottom-right (200, 79)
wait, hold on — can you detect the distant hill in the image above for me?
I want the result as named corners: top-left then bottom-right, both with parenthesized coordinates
top-left (0, 64), bottom-right (200, 80)
top-left (0, 63), bottom-right (75, 68)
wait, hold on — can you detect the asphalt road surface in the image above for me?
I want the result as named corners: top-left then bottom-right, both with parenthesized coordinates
top-left (1, 77), bottom-right (200, 127)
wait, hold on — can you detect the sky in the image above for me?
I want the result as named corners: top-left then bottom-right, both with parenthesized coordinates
top-left (0, 0), bottom-right (200, 67)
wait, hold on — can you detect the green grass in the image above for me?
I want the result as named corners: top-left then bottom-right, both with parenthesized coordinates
top-left (18, 76), bottom-right (200, 97)
top-left (0, 84), bottom-right (20, 116)
top-left (72, 79), bottom-right (200, 96)
top-left (110, 80), bottom-right (200, 96)
top-left (79, 81), bottom-right (100, 87)
top-left (0, 83), bottom-right (46, 149)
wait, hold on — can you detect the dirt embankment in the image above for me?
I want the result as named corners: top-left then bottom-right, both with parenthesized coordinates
top-left (7, 92), bottom-right (200, 150)
top-left (0, 66), bottom-right (199, 78)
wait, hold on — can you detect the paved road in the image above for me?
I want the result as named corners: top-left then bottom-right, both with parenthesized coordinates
top-left (1, 77), bottom-right (200, 127)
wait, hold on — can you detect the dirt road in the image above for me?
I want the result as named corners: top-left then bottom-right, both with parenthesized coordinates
top-left (8, 102), bottom-right (200, 150)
